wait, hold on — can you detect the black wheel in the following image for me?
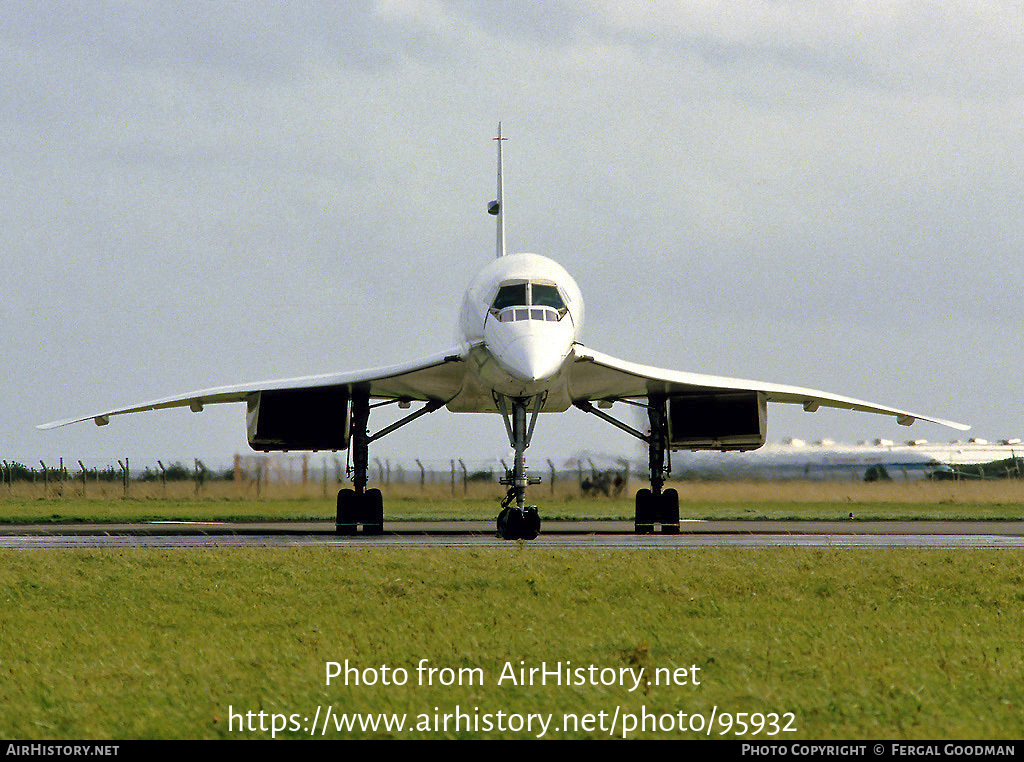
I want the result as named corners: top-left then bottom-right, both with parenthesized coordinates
top-left (336, 488), bottom-right (358, 535)
top-left (520, 506), bottom-right (540, 540)
top-left (363, 488), bottom-right (384, 535)
top-left (660, 488), bottom-right (680, 534)
top-left (497, 507), bottom-right (513, 539)
top-left (498, 507), bottom-right (539, 540)
top-left (634, 488), bottom-right (655, 534)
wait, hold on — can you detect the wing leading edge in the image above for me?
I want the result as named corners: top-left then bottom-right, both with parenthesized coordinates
top-left (568, 345), bottom-right (970, 432)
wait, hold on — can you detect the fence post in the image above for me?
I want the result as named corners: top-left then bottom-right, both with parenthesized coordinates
top-left (415, 459), bottom-right (425, 488)
top-left (117, 460), bottom-right (128, 498)
top-left (78, 461), bottom-right (87, 497)
top-left (547, 459), bottom-right (556, 495)
top-left (194, 459), bottom-right (206, 496)
top-left (458, 459), bottom-right (467, 494)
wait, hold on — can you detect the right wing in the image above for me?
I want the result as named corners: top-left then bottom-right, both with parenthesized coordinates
top-left (38, 344), bottom-right (477, 450)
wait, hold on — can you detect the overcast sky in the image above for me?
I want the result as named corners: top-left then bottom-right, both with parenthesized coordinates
top-left (3, 1), bottom-right (1021, 472)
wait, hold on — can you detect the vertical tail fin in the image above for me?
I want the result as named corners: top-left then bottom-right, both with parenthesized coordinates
top-left (487, 122), bottom-right (507, 258)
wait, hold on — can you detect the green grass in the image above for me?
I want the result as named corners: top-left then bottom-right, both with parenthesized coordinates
top-left (2, 548), bottom-right (1023, 739)
top-left (2, 488), bottom-right (1023, 524)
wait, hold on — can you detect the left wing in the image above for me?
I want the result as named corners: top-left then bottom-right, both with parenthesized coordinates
top-left (568, 345), bottom-right (969, 434)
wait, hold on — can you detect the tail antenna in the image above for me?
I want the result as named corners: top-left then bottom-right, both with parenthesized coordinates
top-left (487, 123), bottom-right (507, 258)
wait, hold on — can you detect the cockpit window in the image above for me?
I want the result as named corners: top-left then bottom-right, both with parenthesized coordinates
top-left (491, 281), bottom-right (566, 309)
top-left (492, 283), bottom-right (528, 310)
top-left (531, 283), bottom-right (565, 310)
top-left (496, 306), bottom-right (560, 323)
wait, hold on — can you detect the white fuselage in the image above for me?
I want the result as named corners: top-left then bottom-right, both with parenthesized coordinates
top-left (458, 252), bottom-right (583, 401)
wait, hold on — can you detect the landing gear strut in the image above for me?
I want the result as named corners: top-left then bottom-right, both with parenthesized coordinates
top-left (495, 394), bottom-right (544, 540)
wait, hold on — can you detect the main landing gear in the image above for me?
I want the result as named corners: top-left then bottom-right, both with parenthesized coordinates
top-left (574, 393), bottom-right (680, 535)
top-left (635, 394), bottom-right (680, 534)
top-left (336, 391), bottom-right (382, 535)
top-left (335, 389), bottom-right (442, 536)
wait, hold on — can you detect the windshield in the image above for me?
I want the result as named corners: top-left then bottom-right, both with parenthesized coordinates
top-left (492, 283), bottom-right (528, 309)
top-left (531, 283), bottom-right (564, 310)
top-left (491, 281), bottom-right (565, 310)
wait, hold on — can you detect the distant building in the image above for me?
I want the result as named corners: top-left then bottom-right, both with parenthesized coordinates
top-left (666, 438), bottom-right (1024, 480)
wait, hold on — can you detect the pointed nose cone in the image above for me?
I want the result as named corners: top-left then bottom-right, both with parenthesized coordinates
top-left (501, 334), bottom-right (568, 382)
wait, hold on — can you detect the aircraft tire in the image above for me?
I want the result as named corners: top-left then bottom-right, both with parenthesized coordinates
top-left (520, 506), bottom-right (540, 540)
top-left (634, 489), bottom-right (655, 534)
top-left (363, 488), bottom-right (384, 535)
top-left (660, 488), bottom-right (680, 534)
top-left (497, 507), bottom-right (514, 539)
top-left (497, 506), bottom-right (540, 540)
top-left (336, 488), bottom-right (358, 535)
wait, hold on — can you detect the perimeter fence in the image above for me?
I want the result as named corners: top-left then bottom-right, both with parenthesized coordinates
top-left (7, 451), bottom-right (1017, 501)
top-left (0, 454), bottom-right (634, 500)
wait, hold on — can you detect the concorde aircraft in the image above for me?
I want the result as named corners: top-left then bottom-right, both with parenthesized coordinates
top-left (41, 126), bottom-right (969, 539)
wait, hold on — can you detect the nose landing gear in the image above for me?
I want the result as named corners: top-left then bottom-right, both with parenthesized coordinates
top-left (495, 394), bottom-right (545, 540)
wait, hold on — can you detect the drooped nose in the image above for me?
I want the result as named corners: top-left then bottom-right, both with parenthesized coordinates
top-left (498, 333), bottom-right (569, 382)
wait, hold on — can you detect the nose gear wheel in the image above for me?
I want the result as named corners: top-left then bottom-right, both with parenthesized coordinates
top-left (497, 489), bottom-right (541, 540)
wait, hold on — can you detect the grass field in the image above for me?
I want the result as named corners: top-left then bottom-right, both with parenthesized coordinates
top-left (1, 482), bottom-right (1023, 740)
top-left (2, 547), bottom-right (1023, 740)
top-left (2, 478), bottom-right (1024, 522)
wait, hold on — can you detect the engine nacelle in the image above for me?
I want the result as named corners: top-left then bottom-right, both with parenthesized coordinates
top-left (667, 391), bottom-right (766, 451)
top-left (246, 387), bottom-right (350, 452)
